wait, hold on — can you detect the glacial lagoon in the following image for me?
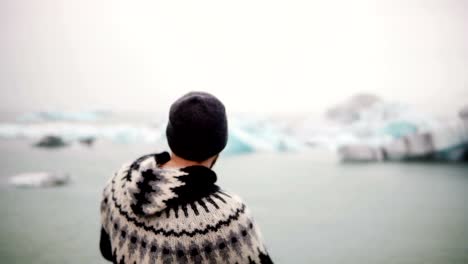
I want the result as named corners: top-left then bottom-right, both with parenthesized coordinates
top-left (1, 140), bottom-right (468, 263)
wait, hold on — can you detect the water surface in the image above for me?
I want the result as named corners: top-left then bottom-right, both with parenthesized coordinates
top-left (1, 140), bottom-right (467, 263)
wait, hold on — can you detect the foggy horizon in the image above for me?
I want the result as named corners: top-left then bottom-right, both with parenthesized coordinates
top-left (1, 0), bottom-right (467, 115)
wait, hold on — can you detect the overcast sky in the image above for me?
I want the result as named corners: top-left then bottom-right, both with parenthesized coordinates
top-left (1, 0), bottom-right (467, 115)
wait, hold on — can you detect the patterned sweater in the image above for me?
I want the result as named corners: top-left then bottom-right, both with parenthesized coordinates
top-left (99, 152), bottom-right (273, 264)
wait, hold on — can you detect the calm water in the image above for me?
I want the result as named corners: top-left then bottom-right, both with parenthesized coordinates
top-left (1, 140), bottom-right (468, 264)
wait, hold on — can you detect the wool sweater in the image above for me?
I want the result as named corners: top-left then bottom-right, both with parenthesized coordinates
top-left (99, 152), bottom-right (273, 264)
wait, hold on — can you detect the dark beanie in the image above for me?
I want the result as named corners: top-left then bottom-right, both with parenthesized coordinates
top-left (166, 91), bottom-right (228, 162)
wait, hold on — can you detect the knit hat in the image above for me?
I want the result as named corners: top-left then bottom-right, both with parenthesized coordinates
top-left (166, 91), bottom-right (228, 162)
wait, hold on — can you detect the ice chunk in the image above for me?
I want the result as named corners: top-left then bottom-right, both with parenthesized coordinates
top-left (403, 132), bottom-right (434, 157)
top-left (78, 137), bottom-right (95, 146)
top-left (338, 145), bottom-right (384, 162)
top-left (224, 131), bottom-right (255, 155)
top-left (9, 172), bottom-right (71, 188)
top-left (0, 123), bottom-right (164, 144)
top-left (17, 110), bottom-right (109, 122)
top-left (34, 135), bottom-right (68, 148)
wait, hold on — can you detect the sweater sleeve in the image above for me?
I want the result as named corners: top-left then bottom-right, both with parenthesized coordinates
top-left (250, 218), bottom-right (274, 264)
top-left (99, 227), bottom-right (113, 261)
top-left (99, 175), bottom-right (115, 262)
top-left (240, 199), bottom-right (274, 264)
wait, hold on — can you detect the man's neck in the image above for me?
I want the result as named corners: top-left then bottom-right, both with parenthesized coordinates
top-left (161, 153), bottom-right (213, 169)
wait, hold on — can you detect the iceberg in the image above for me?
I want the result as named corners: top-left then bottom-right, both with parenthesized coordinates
top-left (320, 95), bottom-right (468, 162)
top-left (0, 115), bottom-right (303, 156)
top-left (339, 122), bottom-right (468, 162)
top-left (17, 110), bottom-right (110, 122)
top-left (0, 122), bottom-right (164, 144)
top-left (382, 121), bottom-right (418, 139)
top-left (224, 130), bottom-right (255, 155)
top-left (382, 132), bottom-right (435, 161)
top-left (222, 118), bottom-right (304, 155)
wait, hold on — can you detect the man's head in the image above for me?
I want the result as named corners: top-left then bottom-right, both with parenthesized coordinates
top-left (166, 91), bottom-right (228, 163)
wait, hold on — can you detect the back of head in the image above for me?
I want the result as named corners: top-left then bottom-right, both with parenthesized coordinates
top-left (166, 91), bottom-right (228, 162)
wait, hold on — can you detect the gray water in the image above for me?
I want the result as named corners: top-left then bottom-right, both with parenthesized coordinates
top-left (1, 140), bottom-right (468, 264)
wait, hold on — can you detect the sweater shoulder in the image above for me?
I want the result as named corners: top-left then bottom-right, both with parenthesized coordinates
top-left (214, 189), bottom-right (257, 221)
top-left (218, 190), bottom-right (247, 206)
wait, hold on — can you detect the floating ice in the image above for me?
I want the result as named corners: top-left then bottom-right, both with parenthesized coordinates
top-left (319, 95), bottom-right (468, 162)
top-left (7, 101), bottom-right (463, 160)
top-left (338, 145), bottom-right (384, 162)
top-left (9, 172), bottom-right (71, 188)
top-left (17, 110), bottom-right (110, 122)
top-left (0, 117), bottom-right (302, 155)
top-left (0, 122), bottom-right (164, 144)
top-left (382, 121), bottom-right (418, 139)
top-left (34, 135), bottom-right (69, 148)
top-left (223, 118), bottom-right (304, 155)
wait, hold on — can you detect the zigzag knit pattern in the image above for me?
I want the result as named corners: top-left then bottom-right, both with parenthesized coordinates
top-left (100, 152), bottom-right (273, 264)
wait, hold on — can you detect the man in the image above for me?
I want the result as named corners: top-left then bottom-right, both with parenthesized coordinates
top-left (99, 91), bottom-right (273, 263)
